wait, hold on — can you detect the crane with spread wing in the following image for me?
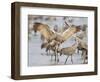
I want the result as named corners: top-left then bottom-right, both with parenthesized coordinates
top-left (32, 22), bottom-right (81, 62)
top-left (33, 22), bottom-right (81, 43)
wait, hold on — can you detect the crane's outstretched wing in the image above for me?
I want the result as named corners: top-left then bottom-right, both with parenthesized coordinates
top-left (33, 22), bottom-right (57, 42)
top-left (61, 25), bottom-right (81, 42)
top-left (33, 22), bottom-right (81, 43)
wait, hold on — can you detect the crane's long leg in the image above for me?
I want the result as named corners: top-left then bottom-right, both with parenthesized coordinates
top-left (57, 53), bottom-right (59, 63)
top-left (71, 55), bottom-right (73, 64)
top-left (51, 53), bottom-right (53, 61)
top-left (64, 56), bottom-right (69, 64)
top-left (54, 51), bottom-right (56, 62)
top-left (83, 50), bottom-right (86, 64)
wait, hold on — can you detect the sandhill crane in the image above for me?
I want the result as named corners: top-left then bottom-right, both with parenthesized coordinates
top-left (41, 40), bottom-right (60, 62)
top-left (73, 36), bottom-right (88, 64)
top-left (57, 41), bottom-right (78, 64)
